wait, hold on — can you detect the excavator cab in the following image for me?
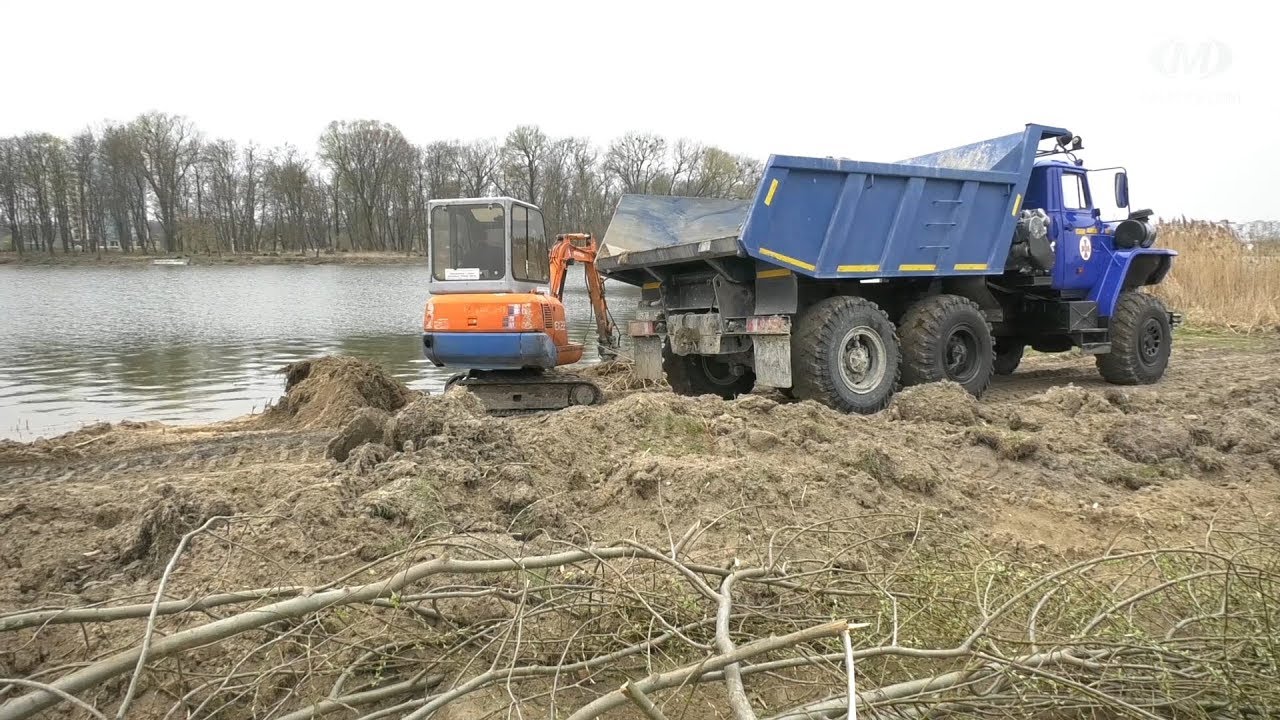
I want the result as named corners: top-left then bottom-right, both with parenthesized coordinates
top-left (422, 197), bottom-right (617, 412)
top-left (427, 198), bottom-right (549, 294)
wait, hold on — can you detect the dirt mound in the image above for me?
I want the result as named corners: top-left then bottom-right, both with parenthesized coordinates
top-left (889, 381), bottom-right (979, 425)
top-left (343, 441), bottom-right (392, 475)
top-left (384, 388), bottom-right (494, 451)
top-left (116, 484), bottom-right (236, 572)
top-left (1025, 384), bottom-right (1121, 417)
top-left (1103, 418), bottom-right (1193, 464)
top-left (326, 407), bottom-right (392, 461)
top-left (262, 356), bottom-right (413, 429)
top-left (1194, 408), bottom-right (1280, 455)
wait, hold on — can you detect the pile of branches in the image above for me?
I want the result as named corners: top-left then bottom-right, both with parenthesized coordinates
top-left (1, 513), bottom-right (1277, 719)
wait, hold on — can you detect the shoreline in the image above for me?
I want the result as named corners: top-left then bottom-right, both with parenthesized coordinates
top-left (0, 251), bottom-right (427, 267)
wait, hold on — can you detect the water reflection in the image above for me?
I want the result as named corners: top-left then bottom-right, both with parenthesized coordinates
top-left (0, 264), bottom-right (638, 439)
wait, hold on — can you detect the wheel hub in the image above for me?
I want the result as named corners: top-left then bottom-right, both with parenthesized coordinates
top-left (1139, 319), bottom-right (1162, 363)
top-left (837, 327), bottom-right (886, 393)
top-left (943, 325), bottom-right (979, 382)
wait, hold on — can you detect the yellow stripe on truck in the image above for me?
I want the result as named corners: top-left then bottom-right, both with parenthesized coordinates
top-left (954, 263), bottom-right (988, 271)
top-left (899, 264), bottom-right (937, 272)
top-left (837, 264), bottom-right (880, 272)
top-left (642, 281), bottom-right (661, 290)
top-left (1011, 194), bottom-right (1022, 216)
top-left (764, 179), bottom-right (779, 206)
top-left (759, 247), bottom-right (816, 271)
top-left (756, 268), bottom-right (792, 279)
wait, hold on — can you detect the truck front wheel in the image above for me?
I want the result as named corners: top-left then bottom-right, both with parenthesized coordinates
top-left (663, 345), bottom-right (755, 399)
top-left (899, 295), bottom-right (995, 396)
top-left (1097, 292), bottom-right (1171, 385)
top-left (792, 296), bottom-right (900, 414)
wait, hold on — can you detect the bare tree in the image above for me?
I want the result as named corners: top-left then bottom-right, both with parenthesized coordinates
top-left (0, 138), bottom-right (23, 255)
top-left (18, 134), bottom-right (61, 254)
top-left (265, 146), bottom-right (317, 254)
top-left (131, 112), bottom-right (201, 253)
top-left (455, 139), bottom-right (500, 198)
top-left (99, 125), bottom-right (149, 253)
top-left (605, 132), bottom-right (667, 194)
top-left (501, 124), bottom-right (549, 206)
top-left (421, 140), bottom-right (462, 200)
top-left (70, 130), bottom-right (103, 255)
top-left (202, 139), bottom-right (263, 254)
top-left (668, 138), bottom-right (704, 196)
top-left (318, 120), bottom-right (415, 251)
top-left (2, 114), bottom-right (769, 259)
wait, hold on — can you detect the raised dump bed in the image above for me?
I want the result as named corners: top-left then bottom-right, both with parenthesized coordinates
top-left (599, 125), bottom-right (1061, 283)
top-left (596, 195), bottom-right (750, 275)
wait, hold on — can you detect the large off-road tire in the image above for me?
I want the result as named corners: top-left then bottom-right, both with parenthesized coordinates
top-left (899, 294), bottom-right (994, 397)
top-left (791, 296), bottom-right (900, 414)
top-left (993, 340), bottom-right (1024, 376)
top-left (663, 344), bottom-right (755, 399)
top-left (1097, 291), bottom-right (1171, 385)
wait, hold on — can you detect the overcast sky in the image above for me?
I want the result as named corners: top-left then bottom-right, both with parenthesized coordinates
top-left (2, 0), bottom-right (1274, 220)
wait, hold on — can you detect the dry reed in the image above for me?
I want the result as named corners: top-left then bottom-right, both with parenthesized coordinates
top-left (1155, 219), bottom-right (1280, 331)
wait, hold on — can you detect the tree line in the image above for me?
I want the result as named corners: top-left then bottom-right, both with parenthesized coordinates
top-left (0, 112), bottom-right (763, 256)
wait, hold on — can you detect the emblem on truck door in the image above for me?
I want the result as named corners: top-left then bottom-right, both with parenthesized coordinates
top-left (1079, 236), bottom-right (1092, 261)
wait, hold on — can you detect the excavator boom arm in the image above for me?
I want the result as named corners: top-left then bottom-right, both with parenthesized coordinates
top-left (549, 233), bottom-right (618, 352)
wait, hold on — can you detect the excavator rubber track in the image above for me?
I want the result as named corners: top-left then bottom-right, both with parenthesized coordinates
top-left (444, 370), bottom-right (604, 415)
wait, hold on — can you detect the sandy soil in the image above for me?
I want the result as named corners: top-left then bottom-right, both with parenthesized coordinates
top-left (1, 334), bottom-right (1277, 716)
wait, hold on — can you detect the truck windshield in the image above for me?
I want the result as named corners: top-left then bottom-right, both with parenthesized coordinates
top-left (431, 204), bottom-right (506, 281)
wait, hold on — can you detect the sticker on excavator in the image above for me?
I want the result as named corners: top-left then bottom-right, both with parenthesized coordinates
top-left (444, 268), bottom-right (481, 281)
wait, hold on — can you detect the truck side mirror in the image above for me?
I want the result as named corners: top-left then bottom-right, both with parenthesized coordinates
top-left (1114, 172), bottom-right (1129, 209)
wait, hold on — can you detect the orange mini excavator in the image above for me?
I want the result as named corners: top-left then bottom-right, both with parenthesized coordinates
top-left (421, 197), bottom-right (619, 412)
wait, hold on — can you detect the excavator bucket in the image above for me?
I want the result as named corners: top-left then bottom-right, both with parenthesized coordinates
top-left (596, 195), bottom-right (751, 280)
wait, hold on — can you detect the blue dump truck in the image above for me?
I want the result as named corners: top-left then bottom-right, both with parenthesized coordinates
top-left (596, 124), bottom-right (1177, 413)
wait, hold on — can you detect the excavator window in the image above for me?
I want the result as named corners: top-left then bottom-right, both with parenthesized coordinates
top-left (512, 205), bottom-right (550, 283)
top-left (431, 204), bottom-right (506, 280)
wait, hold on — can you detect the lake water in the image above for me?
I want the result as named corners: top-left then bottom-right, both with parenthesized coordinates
top-left (0, 264), bottom-right (639, 440)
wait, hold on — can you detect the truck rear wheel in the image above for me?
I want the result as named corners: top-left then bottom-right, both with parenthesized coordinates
top-left (899, 294), bottom-right (994, 396)
top-left (663, 345), bottom-right (755, 399)
top-left (993, 341), bottom-right (1024, 376)
top-left (791, 296), bottom-right (900, 414)
top-left (1097, 292), bottom-right (1171, 385)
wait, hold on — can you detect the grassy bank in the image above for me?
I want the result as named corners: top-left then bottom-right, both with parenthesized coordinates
top-left (0, 250), bottom-right (426, 266)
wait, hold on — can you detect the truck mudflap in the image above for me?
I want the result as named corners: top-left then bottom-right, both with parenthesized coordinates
top-left (633, 337), bottom-right (664, 382)
top-left (628, 308), bottom-right (666, 382)
top-left (746, 315), bottom-right (792, 388)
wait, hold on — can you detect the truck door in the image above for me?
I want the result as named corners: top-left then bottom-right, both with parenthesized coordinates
top-left (1053, 168), bottom-right (1102, 290)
